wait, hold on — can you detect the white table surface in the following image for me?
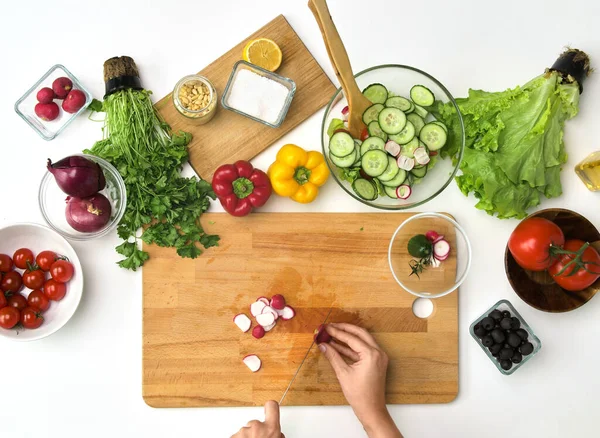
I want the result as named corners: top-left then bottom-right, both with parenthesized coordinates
top-left (2, 0), bottom-right (599, 436)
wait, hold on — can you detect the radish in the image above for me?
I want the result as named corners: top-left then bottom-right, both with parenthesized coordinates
top-left (270, 294), bottom-right (286, 310)
top-left (233, 314), bottom-right (252, 333)
top-left (414, 147), bottom-right (430, 165)
top-left (252, 325), bottom-right (265, 339)
top-left (257, 297), bottom-right (270, 306)
top-left (280, 306), bottom-right (295, 320)
top-left (261, 306), bottom-right (279, 320)
top-left (433, 239), bottom-right (450, 260)
top-left (425, 230), bottom-right (440, 243)
top-left (256, 312), bottom-right (275, 327)
top-left (396, 185), bottom-right (411, 199)
top-left (313, 324), bottom-right (332, 344)
top-left (341, 105), bottom-right (349, 121)
top-left (396, 155), bottom-right (415, 171)
top-left (384, 140), bottom-right (401, 157)
top-left (242, 354), bottom-right (262, 372)
top-left (433, 235), bottom-right (445, 244)
top-left (263, 321), bottom-right (277, 332)
top-left (250, 300), bottom-right (267, 317)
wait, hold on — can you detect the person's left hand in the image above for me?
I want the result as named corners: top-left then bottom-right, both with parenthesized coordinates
top-left (231, 400), bottom-right (285, 438)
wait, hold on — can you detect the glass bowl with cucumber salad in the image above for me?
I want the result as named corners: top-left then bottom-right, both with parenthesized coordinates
top-left (321, 65), bottom-right (465, 210)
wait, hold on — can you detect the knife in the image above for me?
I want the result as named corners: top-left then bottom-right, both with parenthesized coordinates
top-left (279, 307), bottom-right (333, 406)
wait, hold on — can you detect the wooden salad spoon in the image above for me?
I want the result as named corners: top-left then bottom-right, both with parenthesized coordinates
top-left (308, 0), bottom-right (371, 139)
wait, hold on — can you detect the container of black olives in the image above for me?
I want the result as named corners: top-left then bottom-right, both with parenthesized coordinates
top-left (470, 299), bottom-right (541, 375)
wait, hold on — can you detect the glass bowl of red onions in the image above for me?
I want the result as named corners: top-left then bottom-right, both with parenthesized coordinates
top-left (38, 154), bottom-right (126, 241)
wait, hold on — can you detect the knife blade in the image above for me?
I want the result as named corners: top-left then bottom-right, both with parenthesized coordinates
top-left (279, 307), bottom-right (333, 405)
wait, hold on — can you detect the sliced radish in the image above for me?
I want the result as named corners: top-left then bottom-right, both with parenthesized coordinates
top-left (261, 306), bottom-right (279, 320)
top-left (250, 301), bottom-right (267, 317)
top-left (414, 147), bottom-right (430, 165)
top-left (341, 105), bottom-right (349, 116)
top-left (436, 253), bottom-right (450, 261)
top-left (243, 354), bottom-right (262, 372)
top-left (256, 312), bottom-right (275, 327)
top-left (425, 230), bottom-right (440, 243)
top-left (233, 314), bottom-right (251, 333)
top-left (274, 307), bottom-right (286, 317)
top-left (385, 140), bottom-right (401, 157)
top-left (280, 306), bottom-right (296, 320)
top-left (257, 297), bottom-right (270, 306)
top-left (263, 321), bottom-right (277, 332)
top-left (433, 234), bottom-right (445, 244)
top-left (397, 155), bottom-right (415, 171)
top-left (433, 239), bottom-right (450, 260)
top-left (396, 184), bottom-right (412, 199)
top-left (252, 325), bottom-right (265, 339)
top-left (270, 294), bottom-right (286, 310)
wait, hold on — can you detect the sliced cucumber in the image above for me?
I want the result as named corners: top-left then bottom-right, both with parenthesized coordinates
top-left (432, 120), bottom-right (448, 133)
top-left (399, 137), bottom-right (420, 158)
top-left (385, 96), bottom-right (412, 112)
top-left (329, 131), bottom-right (355, 157)
top-left (378, 107), bottom-right (407, 135)
top-left (329, 150), bottom-right (356, 168)
top-left (404, 100), bottom-right (415, 114)
top-left (407, 113), bottom-right (425, 136)
top-left (411, 166), bottom-right (428, 178)
top-left (352, 178), bottom-right (377, 201)
top-left (419, 123), bottom-right (447, 151)
top-left (367, 121), bottom-right (388, 141)
top-left (383, 184), bottom-right (399, 198)
top-left (363, 84), bottom-right (388, 104)
top-left (377, 156), bottom-right (400, 182)
top-left (389, 121), bottom-right (415, 145)
top-left (410, 85), bottom-right (435, 107)
top-left (380, 169), bottom-right (407, 187)
top-left (352, 142), bottom-right (362, 166)
top-left (362, 103), bottom-right (384, 125)
top-left (413, 104), bottom-right (429, 119)
top-left (360, 136), bottom-right (385, 156)
top-left (361, 149), bottom-right (388, 177)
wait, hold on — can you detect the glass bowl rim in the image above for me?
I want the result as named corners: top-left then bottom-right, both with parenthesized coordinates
top-left (320, 63), bottom-right (465, 211)
top-left (387, 212), bottom-right (472, 298)
top-left (38, 153), bottom-right (127, 241)
top-left (172, 74), bottom-right (216, 114)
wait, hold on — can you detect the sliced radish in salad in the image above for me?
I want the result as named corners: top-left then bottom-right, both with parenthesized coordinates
top-left (243, 354), bottom-right (262, 372)
top-left (256, 312), bottom-right (276, 327)
top-left (280, 306), bottom-right (296, 320)
top-left (261, 305), bottom-right (279, 320)
top-left (414, 147), bottom-right (430, 165)
top-left (433, 239), bottom-right (450, 260)
top-left (396, 185), bottom-right (412, 199)
top-left (384, 140), bottom-right (401, 157)
top-left (250, 300), bottom-right (267, 317)
top-left (233, 314), bottom-right (252, 333)
top-left (397, 155), bottom-right (415, 171)
top-left (270, 294), bottom-right (286, 310)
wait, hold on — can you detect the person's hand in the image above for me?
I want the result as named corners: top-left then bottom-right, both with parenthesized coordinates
top-left (318, 323), bottom-right (401, 438)
top-left (231, 400), bottom-right (285, 438)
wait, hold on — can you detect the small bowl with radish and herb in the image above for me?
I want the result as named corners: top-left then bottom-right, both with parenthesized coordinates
top-left (322, 65), bottom-right (465, 210)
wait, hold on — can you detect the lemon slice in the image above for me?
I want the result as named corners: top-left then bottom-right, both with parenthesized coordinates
top-left (242, 38), bottom-right (282, 72)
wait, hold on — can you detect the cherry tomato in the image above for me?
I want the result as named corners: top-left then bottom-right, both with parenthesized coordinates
top-left (13, 248), bottom-right (34, 270)
top-left (50, 260), bottom-right (74, 283)
top-left (36, 251), bottom-right (57, 272)
top-left (20, 307), bottom-right (44, 329)
top-left (1, 271), bottom-right (23, 293)
top-left (27, 290), bottom-right (50, 312)
top-left (43, 279), bottom-right (66, 301)
top-left (0, 292), bottom-right (6, 309)
top-left (548, 239), bottom-right (600, 292)
top-left (8, 293), bottom-right (28, 311)
top-left (0, 307), bottom-right (20, 329)
top-left (0, 254), bottom-right (13, 273)
top-left (508, 217), bottom-right (565, 271)
top-left (23, 268), bottom-right (45, 290)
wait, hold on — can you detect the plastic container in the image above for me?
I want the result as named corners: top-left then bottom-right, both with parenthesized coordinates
top-left (172, 75), bottom-right (217, 125)
top-left (14, 64), bottom-right (92, 141)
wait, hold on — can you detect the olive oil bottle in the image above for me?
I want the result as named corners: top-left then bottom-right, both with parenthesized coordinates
top-left (575, 151), bottom-right (600, 191)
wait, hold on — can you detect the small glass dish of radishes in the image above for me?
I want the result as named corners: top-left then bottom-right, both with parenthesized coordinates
top-left (14, 64), bottom-right (92, 141)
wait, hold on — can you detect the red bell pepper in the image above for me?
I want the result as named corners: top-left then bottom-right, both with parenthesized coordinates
top-left (212, 161), bottom-right (272, 217)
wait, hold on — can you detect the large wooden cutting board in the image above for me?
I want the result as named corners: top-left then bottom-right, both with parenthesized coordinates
top-left (154, 15), bottom-right (336, 181)
top-left (142, 213), bottom-right (458, 407)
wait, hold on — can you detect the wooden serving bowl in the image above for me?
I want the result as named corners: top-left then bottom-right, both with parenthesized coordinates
top-left (505, 208), bottom-right (600, 313)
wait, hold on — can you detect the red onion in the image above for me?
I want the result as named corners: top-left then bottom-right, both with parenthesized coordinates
top-left (47, 156), bottom-right (106, 198)
top-left (65, 194), bottom-right (112, 232)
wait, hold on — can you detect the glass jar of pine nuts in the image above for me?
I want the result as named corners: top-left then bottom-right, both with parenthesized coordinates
top-left (172, 75), bottom-right (217, 124)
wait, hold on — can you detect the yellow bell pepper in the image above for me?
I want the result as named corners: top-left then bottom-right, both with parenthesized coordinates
top-left (267, 144), bottom-right (330, 203)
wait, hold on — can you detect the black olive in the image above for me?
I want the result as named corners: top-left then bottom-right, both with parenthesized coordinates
top-left (502, 310), bottom-right (511, 318)
top-left (474, 325), bottom-right (487, 338)
top-left (489, 343), bottom-right (503, 356)
top-left (500, 359), bottom-right (513, 371)
top-left (500, 317), bottom-right (512, 330)
top-left (482, 335), bottom-right (494, 347)
top-left (499, 347), bottom-right (514, 360)
top-left (511, 352), bottom-right (523, 364)
top-left (520, 342), bottom-right (534, 356)
top-left (510, 317), bottom-right (521, 329)
top-left (489, 309), bottom-right (503, 321)
top-left (481, 317), bottom-right (495, 331)
top-left (515, 328), bottom-right (529, 340)
top-left (491, 329), bottom-right (506, 344)
top-left (507, 333), bottom-right (521, 348)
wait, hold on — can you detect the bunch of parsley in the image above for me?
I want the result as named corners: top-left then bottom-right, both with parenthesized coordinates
top-left (85, 90), bottom-right (219, 270)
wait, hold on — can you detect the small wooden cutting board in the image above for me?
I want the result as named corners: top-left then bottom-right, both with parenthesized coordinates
top-left (154, 15), bottom-right (336, 181)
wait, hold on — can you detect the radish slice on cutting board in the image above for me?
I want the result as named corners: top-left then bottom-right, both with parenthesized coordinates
top-left (280, 306), bottom-right (296, 320)
top-left (433, 239), bottom-right (450, 260)
top-left (261, 306), bottom-right (279, 320)
top-left (257, 297), bottom-right (270, 306)
top-left (256, 312), bottom-right (276, 327)
top-left (250, 301), bottom-right (267, 317)
top-left (233, 314), bottom-right (252, 333)
top-left (263, 321), bottom-right (277, 332)
top-left (243, 354), bottom-right (262, 372)
top-left (252, 325), bottom-right (265, 339)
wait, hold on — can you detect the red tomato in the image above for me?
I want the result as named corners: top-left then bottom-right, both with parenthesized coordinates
top-left (23, 269), bottom-right (45, 290)
top-left (43, 279), bottom-right (66, 301)
top-left (0, 254), bottom-right (13, 272)
top-left (508, 217), bottom-right (565, 271)
top-left (20, 307), bottom-right (44, 329)
top-left (548, 239), bottom-right (600, 291)
top-left (0, 307), bottom-right (20, 329)
top-left (36, 251), bottom-right (57, 272)
top-left (8, 293), bottom-right (28, 311)
top-left (0, 292), bottom-right (6, 309)
top-left (27, 290), bottom-right (50, 312)
top-left (1, 271), bottom-right (23, 293)
top-left (13, 248), bottom-right (34, 270)
top-left (50, 260), bottom-right (74, 283)
top-left (360, 127), bottom-right (369, 141)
